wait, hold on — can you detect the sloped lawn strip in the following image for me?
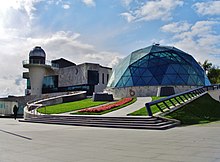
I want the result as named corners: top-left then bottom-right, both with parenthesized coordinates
top-left (37, 98), bottom-right (108, 114)
top-left (75, 98), bottom-right (136, 115)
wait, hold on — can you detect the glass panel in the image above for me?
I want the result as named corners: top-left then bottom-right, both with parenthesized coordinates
top-left (122, 77), bottom-right (130, 85)
top-left (123, 69), bottom-right (131, 77)
top-left (142, 69), bottom-right (153, 77)
top-left (137, 67), bottom-right (146, 76)
top-left (148, 77), bottom-right (159, 85)
top-left (154, 75), bottom-right (164, 84)
top-left (124, 78), bottom-right (133, 86)
top-left (166, 75), bottom-right (177, 85)
top-left (178, 66), bottom-right (188, 74)
top-left (148, 67), bottom-right (158, 75)
top-left (27, 79), bottom-right (31, 89)
top-left (42, 75), bottom-right (58, 89)
top-left (166, 65), bottom-right (177, 74)
top-left (187, 76), bottom-right (195, 85)
top-left (116, 79), bottom-right (124, 87)
top-left (161, 76), bottom-right (172, 85)
top-left (175, 75), bottom-right (185, 85)
top-left (142, 76), bottom-right (153, 84)
top-left (132, 76), bottom-right (141, 85)
top-left (134, 77), bottom-right (146, 86)
top-left (179, 75), bottom-right (189, 84)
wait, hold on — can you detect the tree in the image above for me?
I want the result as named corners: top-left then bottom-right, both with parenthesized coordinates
top-left (207, 66), bottom-right (220, 84)
top-left (202, 60), bottom-right (212, 73)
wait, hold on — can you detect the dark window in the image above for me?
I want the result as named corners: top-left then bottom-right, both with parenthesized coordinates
top-left (107, 74), bottom-right (109, 82)
top-left (58, 85), bottom-right (94, 96)
top-left (42, 75), bottom-right (58, 89)
top-left (27, 79), bottom-right (31, 89)
top-left (88, 70), bottom-right (99, 85)
top-left (102, 73), bottom-right (104, 84)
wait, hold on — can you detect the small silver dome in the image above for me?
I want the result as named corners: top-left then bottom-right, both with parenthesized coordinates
top-left (29, 46), bottom-right (46, 57)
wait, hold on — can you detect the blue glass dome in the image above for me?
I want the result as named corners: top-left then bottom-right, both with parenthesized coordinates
top-left (107, 44), bottom-right (211, 88)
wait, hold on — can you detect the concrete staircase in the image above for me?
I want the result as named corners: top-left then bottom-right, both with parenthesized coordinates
top-left (19, 115), bottom-right (179, 130)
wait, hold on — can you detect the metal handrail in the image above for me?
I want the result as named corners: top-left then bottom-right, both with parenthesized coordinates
top-left (22, 60), bottom-right (59, 68)
top-left (145, 85), bottom-right (220, 116)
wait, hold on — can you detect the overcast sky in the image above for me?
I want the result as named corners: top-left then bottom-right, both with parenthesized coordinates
top-left (0, 0), bottom-right (219, 97)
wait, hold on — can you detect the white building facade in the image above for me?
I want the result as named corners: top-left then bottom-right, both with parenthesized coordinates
top-left (23, 47), bottom-right (112, 96)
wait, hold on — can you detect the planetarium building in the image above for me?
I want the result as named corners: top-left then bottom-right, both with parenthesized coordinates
top-left (105, 44), bottom-right (211, 97)
top-left (23, 46), bottom-right (112, 96)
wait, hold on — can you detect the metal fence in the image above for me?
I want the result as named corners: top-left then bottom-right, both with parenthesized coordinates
top-left (145, 85), bottom-right (220, 116)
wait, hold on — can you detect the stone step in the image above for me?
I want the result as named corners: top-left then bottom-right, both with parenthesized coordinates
top-left (20, 116), bottom-right (179, 130)
top-left (33, 115), bottom-right (156, 121)
top-left (25, 117), bottom-right (166, 124)
top-left (22, 118), bottom-right (173, 126)
top-left (21, 119), bottom-right (177, 130)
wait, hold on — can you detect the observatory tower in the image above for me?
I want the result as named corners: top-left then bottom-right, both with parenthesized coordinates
top-left (23, 46), bottom-right (56, 95)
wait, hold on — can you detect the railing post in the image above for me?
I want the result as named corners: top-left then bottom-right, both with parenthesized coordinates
top-left (145, 103), bottom-right (153, 116)
top-left (169, 99), bottom-right (176, 106)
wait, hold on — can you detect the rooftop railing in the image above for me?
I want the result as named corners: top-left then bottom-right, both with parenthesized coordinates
top-left (22, 60), bottom-right (59, 68)
top-left (145, 85), bottom-right (220, 116)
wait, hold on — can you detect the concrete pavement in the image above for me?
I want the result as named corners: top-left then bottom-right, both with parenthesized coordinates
top-left (1, 118), bottom-right (220, 162)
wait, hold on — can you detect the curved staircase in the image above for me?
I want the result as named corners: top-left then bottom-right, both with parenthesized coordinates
top-left (20, 115), bottom-right (179, 130)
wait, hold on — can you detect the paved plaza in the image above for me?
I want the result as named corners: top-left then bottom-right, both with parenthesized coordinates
top-left (1, 118), bottom-right (220, 162)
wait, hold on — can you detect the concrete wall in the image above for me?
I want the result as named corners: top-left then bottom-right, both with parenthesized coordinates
top-left (29, 66), bottom-right (46, 95)
top-left (0, 101), bottom-right (18, 116)
top-left (105, 86), bottom-right (158, 98)
top-left (95, 66), bottom-right (112, 92)
top-left (57, 64), bottom-right (87, 87)
top-left (37, 92), bottom-right (87, 106)
top-left (24, 91), bottom-right (87, 119)
top-left (57, 63), bottom-right (112, 92)
top-left (105, 85), bottom-right (198, 98)
top-left (0, 91), bottom-right (84, 116)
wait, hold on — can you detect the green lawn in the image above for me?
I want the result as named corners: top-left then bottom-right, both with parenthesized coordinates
top-left (37, 98), bottom-right (108, 114)
top-left (128, 96), bottom-right (164, 116)
top-left (73, 98), bottom-right (137, 115)
top-left (165, 94), bottom-right (220, 125)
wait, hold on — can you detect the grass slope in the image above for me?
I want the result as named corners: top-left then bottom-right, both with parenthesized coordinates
top-left (128, 94), bottom-right (195, 116)
top-left (37, 98), bottom-right (107, 114)
top-left (166, 94), bottom-right (220, 125)
top-left (128, 96), bottom-right (163, 116)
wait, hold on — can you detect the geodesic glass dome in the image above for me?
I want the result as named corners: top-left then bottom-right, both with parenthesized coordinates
top-left (107, 45), bottom-right (211, 88)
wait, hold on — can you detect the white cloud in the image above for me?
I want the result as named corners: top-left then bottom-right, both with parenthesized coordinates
top-left (161, 21), bottom-right (191, 33)
top-left (52, 0), bottom-right (71, 9)
top-left (120, 12), bottom-right (135, 22)
top-left (0, 0), bottom-right (43, 21)
top-left (121, 0), bottom-right (133, 7)
top-left (62, 4), bottom-right (70, 9)
top-left (121, 0), bottom-right (184, 22)
top-left (161, 20), bottom-right (220, 65)
top-left (0, 0), bottom-right (45, 39)
top-left (193, 1), bottom-right (220, 16)
top-left (82, 0), bottom-right (95, 7)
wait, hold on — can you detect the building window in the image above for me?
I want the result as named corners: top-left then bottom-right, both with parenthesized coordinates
top-left (42, 75), bottom-right (58, 89)
top-left (27, 79), bottom-right (31, 89)
top-left (107, 74), bottom-right (109, 82)
top-left (88, 70), bottom-right (99, 85)
top-left (102, 73), bottom-right (104, 84)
